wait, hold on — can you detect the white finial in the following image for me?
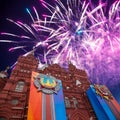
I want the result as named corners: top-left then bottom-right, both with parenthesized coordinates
top-left (76, 80), bottom-right (82, 86)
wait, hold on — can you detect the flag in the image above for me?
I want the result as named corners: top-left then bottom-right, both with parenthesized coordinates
top-left (27, 72), bottom-right (67, 120)
top-left (86, 85), bottom-right (117, 120)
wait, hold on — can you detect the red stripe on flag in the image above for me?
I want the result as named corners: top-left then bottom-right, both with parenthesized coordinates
top-left (27, 72), bottom-right (42, 120)
top-left (111, 98), bottom-right (120, 112)
top-left (46, 94), bottom-right (52, 120)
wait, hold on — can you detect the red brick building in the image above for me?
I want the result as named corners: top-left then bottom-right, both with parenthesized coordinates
top-left (0, 54), bottom-right (96, 120)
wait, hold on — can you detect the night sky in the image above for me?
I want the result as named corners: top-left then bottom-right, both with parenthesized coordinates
top-left (0, 0), bottom-right (58, 70)
top-left (0, 0), bottom-right (43, 70)
top-left (0, 0), bottom-right (115, 69)
top-left (0, 0), bottom-right (120, 104)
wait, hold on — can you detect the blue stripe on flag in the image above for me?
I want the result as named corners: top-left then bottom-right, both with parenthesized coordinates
top-left (54, 80), bottom-right (67, 120)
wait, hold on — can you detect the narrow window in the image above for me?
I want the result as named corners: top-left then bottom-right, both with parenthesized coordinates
top-left (73, 97), bottom-right (78, 108)
top-left (15, 81), bottom-right (24, 92)
top-left (65, 97), bottom-right (70, 108)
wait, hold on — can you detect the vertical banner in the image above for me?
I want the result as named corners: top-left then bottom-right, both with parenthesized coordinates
top-left (27, 72), bottom-right (67, 120)
top-left (94, 84), bottom-right (120, 119)
top-left (54, 80), bottom-right (67, 120)
top-left (86, 85), bottom-right (116, 120)
top-left (27, 72), bottom-right (42, 120)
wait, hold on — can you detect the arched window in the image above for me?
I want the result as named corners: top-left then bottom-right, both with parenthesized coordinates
top-left (0, 117), bottom-right (7, 120)
top-left (15, 81), bottom-right (24, 92)
top-left (65, 97), bottom-right (70, 108)
top-left (73, 97), bottom-right (78, 108)
top-left (11, 99), bottom-right (19, 105)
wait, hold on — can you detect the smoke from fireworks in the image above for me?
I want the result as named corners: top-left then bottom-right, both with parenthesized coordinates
top-left (0, 0), bottom-right (120, 90)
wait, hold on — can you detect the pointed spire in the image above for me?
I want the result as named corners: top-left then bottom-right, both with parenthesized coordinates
top-left (0, 66), bottom-right (9, 78)
top-left (76, 80), bottom-right (82, 86)
top-left (5, 66), bottom-right (9, 72)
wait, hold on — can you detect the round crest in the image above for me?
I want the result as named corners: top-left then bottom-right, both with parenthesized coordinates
top-left (40, 78), bottom-right (57, 89)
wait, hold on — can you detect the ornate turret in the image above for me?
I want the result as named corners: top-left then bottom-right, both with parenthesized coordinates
top-left (0, 67), bottom-right (9, 91)
top-left (0, 54), bottom-right (39, 120)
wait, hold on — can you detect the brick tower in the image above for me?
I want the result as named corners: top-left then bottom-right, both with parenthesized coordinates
top-left (0, 54), bottom-right (38, 120)
top-left (0, 54), bottom-right (97, 120)
top-left (38, 63), bottom-right (97, 120)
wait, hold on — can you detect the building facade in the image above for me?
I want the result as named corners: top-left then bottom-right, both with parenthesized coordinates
top-left (0, 54), bottom-right (96, 120)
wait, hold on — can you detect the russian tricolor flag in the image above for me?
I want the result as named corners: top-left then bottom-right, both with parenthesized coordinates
top-left (27, 72), bottom-right (67, 120)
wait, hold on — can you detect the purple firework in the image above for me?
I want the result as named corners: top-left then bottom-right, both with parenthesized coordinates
top-left (83, 1), bottom-right (120, 86)
top-left (0, 0), bottom-right (120, 89)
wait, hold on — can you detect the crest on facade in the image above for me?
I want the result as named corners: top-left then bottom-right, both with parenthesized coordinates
top-left (34, 74), bottom-right (60, 94)
top-left (94, 84), bottom-right (113, 101)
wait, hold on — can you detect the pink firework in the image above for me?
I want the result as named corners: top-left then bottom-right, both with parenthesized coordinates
top-left (0, 0), bottom-right (120, 96)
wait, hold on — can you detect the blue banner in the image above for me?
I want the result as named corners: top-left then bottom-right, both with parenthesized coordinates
top-left (54, 80), bottom-right (67, 120)
top-left (86, 85), bottom-right (116, 120)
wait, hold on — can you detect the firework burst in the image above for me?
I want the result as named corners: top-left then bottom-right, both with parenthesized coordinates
top-left (83, 1), bottom-right (120, 85)
top-left (0, 0), bottom-right (120, 88)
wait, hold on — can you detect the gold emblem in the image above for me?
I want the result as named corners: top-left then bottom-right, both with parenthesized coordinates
top-left (34, 74), bottom-right (60, 94)
top-left (94, 84), bottom-right (113, 101)
top-left (40, 78), bottom-right (57, 89)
